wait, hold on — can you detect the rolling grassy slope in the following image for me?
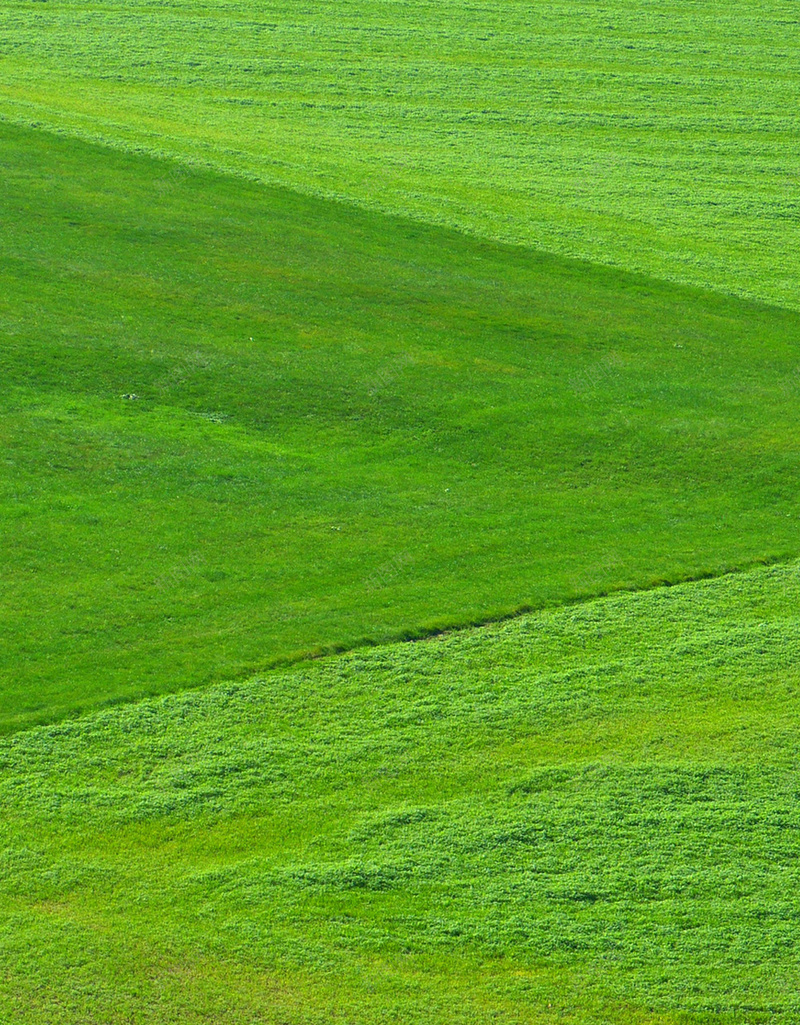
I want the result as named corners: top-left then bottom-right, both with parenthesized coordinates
top-left (1, 1), bottom-right (799, 307)
top-left (2, 561), bottom-right (800, 1023)
top-left (3, 120), bottom-right (800, 732)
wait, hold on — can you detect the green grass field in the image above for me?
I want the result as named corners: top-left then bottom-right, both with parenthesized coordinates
top-left (3, 561), bottom-right (800, 1023)
top-left (3, 120), bottom-right (800, 732)
top-left (2, 1), bottom-right (800, 1020)
top-left (1, 1), bottom-right (799, 308)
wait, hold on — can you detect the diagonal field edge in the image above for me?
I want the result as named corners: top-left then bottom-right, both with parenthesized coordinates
top-left (1, 109), bottom-right (798, 321)
top-left (7, 552), bottom-right (793, 738)
top-left (4, 121), bottom-right (800, 738)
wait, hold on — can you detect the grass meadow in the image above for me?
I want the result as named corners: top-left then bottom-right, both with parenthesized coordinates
top-left (2, 2), bottom-right (800, 1021)
top-left (1, 1), bottom-right (799, 308)
top-left (3, 561), bottom-right (800, 1023)
top-left (3, 121), bottom-right (800, 732)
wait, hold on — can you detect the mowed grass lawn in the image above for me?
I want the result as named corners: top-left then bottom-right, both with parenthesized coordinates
top-left (1, 1), bottom-right (798, 308)
top-left (3, 120), bottom-right (800, 731)
top-left (2, 561), bottom-right (800, 1023)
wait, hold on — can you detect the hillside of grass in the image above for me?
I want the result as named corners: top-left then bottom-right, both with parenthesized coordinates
top-left (2, 560), bottom-right (800, 1023)
top-left (3, 118), bottom-right (800, 731)
top-left (1, 1), bottom-right (798, 308)
top-left (3, 5), bottom-right (800, 1021)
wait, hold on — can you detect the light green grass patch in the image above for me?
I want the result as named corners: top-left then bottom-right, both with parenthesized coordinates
top-left (2, 561), bottom-right (799, 1022)
top-left (1, 1), bottom-right (799, 307)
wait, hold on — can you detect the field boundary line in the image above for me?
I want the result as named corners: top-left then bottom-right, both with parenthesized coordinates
top-left (5, 552), bottom-right (794, 740)
top-left (267, 552), bottom-right (795, 669)
top-left (2, 111), bottom-right (798, 318)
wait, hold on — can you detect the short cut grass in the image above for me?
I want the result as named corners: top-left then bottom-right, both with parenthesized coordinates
top-left (3, 120), bottom-right (800, 731)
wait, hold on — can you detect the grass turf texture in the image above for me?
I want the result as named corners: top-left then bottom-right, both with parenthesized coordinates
top-left (2, 560), bottom-right (800, 1023)
top-left (4, 119), bottom-right (800, 732)
top-left (1, 1), bottom-right (799, 309)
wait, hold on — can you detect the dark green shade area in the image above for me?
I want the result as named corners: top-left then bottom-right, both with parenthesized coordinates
top-left (2, 120), bottom-right (800, 731)
top-left (2, 561), bottom-right (800, 1023)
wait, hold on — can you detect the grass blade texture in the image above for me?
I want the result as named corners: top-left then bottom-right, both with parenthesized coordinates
top-left (2, 3), bottom-right (800, 1019)
top-left (2, 562), bottom-right (800, 1023)
top-left (2, 121), bottom-right (800, 730)
top-left (1, 1), bottom-right (798, 307)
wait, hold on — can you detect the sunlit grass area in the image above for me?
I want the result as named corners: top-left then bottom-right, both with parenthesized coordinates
top-left (2, 561), bottom-right (799, 1022)
top-left (1, 0), bottom-right (798, 307)
top-left (3, 5), bottom-right (800, 1018)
